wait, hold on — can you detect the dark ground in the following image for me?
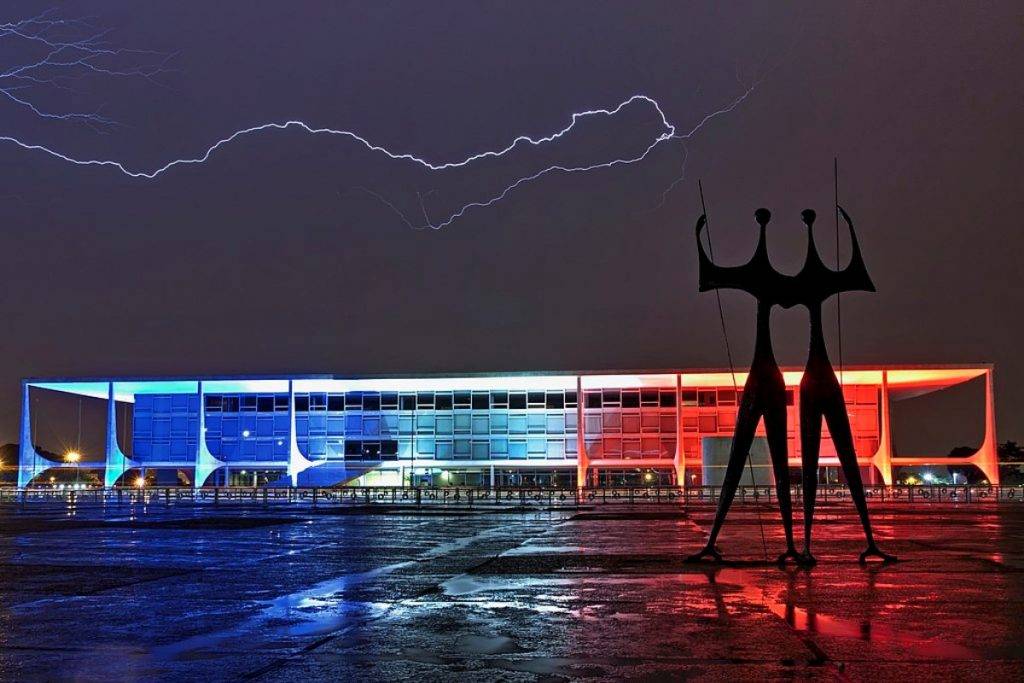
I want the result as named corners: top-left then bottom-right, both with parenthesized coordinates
top-left (1, 499), bottom-right (1022, 681)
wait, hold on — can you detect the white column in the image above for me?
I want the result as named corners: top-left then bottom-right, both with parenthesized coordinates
top-left (194, 381), bottom-right (225, 488)
top-left (17, 383), bottom-right (50, 489)
top-left (104, 382), bottom-right (137, 488)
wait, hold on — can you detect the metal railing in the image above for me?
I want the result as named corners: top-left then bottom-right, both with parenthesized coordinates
top-left (2, 484), bottom-right (1023, 507)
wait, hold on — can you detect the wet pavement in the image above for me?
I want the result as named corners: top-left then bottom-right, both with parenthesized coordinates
top-left (1, 499), bottom-right (1023, 681)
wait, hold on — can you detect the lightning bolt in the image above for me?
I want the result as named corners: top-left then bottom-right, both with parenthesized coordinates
top-left (1, 9), bottom-right (175, 130)
top-left (1, 9), bottom-right (761, 229)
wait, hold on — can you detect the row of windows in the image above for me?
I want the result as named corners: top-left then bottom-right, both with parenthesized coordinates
top-left (134, 431), bottom-right (879, 463)
top-left (293, 436), bottom-right (581, 460)
top-left (584, 413), bottom-right (677, 434)
top-left (585, 437), bottom-right (677, 459)
top-left (137, 386), bottom-right (878, 417)
top-left (134, 433), bottom-right (584, 461)
top-left (583, 388), bottom-right (782, 409)
top-left (135, 410), bottom-right (878, 444)
top-left (135, 406), bottom-right (879, 443)
top-left (196, 390), bottom-right (582, 414)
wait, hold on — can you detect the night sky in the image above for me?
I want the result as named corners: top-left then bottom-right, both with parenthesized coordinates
top-left (2, 1), bottom-right (1021, 454)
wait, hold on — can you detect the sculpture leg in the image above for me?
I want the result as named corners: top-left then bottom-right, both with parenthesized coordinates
top-left (764, 400), bottom-right (798, 564)
top-left (823, 395), bottom-right (897, 564)
top-left (686, 397), bottom-right (761, 563)
top-left (799, 392), bottom-right (821, 566)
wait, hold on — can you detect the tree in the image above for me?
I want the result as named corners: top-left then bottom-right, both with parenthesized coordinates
top-left (998, 441), bottom-right (1024, 463)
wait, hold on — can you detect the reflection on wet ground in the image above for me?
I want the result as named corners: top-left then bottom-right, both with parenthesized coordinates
top-left (1, 500), bottom-right (1023, 680)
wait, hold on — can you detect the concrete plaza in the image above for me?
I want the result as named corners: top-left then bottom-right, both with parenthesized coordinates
top-left (0, 498), bottom-right (1022, 680)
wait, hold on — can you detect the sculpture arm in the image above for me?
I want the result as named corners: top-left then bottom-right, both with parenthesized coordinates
top-left (835, 205), bottom-right (876, 293)
top-left (695, 214), bottom-right (752, 293)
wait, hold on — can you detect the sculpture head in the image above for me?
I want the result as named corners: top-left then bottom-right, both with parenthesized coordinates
top-left (801, 209), bottom-right (816, 227)
top-left (754, 208), bottom-right (771, 227)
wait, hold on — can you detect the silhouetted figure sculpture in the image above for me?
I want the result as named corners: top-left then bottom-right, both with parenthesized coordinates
top-left (687, 208), bottom-right (800, 564)
top-left (792, 207), bottom-right (896, 565)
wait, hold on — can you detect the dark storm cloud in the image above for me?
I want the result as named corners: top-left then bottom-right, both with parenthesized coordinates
top-left (1, 1), bottom-right (1020, 452)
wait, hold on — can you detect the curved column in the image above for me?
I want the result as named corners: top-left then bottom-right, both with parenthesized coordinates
top-left (870, 372), bottom-right (894, 486)
top-left (288, 380), bottom-right (322, 486)
top-left (194, 381), bottom-right (225, 488)
top-left (672, 374), bottom-right (685, 486)
top-left (104, 382), bottom-right (137, 488)
top-left (889, 366), bottom-right (1000, 485)
top-left (575, 376), bottom-right (587, 489)
top-left (17, 383), bottom-right (53, 488)
top-left (974, 367), bottom-right (1000, 485)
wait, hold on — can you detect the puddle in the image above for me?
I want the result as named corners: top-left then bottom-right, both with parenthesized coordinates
top-left (707, 569), bottom-right (977, 660)
top-left (441, 575), bottom-right (575, 597)
top-left (505, 544), bottom-right (588, 555)
top-left (453, 634), bottom-right (523, 655)
top-left (152, 524), bottom-right (511, 660)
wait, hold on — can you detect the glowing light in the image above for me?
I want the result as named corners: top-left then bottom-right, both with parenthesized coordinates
top-left (922, 472), bottom-right (936, 483)
top-left (65, 450), bottom-right (81, 463)
top-left (241, 429), bottom-right (251, 438)
top-left (134, 476), bottom-right (145, 488)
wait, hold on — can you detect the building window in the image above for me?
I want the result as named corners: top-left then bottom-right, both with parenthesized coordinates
top-left (697, 390), bottom-right (717, 407)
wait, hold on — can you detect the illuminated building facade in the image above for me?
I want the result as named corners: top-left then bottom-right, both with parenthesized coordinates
top-left (16, 365), bottom-right (998, 488)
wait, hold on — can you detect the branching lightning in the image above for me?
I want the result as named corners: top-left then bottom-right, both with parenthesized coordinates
top-left (1, 10), bottom-right (762, 229)
top-left (1, 9), bottom-right (175, 130)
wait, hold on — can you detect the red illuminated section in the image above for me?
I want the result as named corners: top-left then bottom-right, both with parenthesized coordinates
top-left (577, 365), bottom-right (998, 487)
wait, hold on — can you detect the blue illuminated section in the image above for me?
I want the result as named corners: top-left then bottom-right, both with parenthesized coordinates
top-left (132, 394), bottom-right (200, 460)
top-left (129, 385), bottom-right (580, 465)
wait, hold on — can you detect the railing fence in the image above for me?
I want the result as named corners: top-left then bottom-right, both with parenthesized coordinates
top-left (1, 484), bottom-right (1023, 507)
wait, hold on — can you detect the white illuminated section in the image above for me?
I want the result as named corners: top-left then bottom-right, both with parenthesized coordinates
top-left (27, 367), bottom-right (987, 402)
top-left (678, 370), bottom-right (886, 388)
top-left (200, 380), bottom-right (290, 394)
top-left (294, 375), bottom-right (577, 393)
top-left (579, 374), bottom-right (676, 390)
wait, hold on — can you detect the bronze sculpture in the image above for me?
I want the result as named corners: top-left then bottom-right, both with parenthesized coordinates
top-left (791, 207), bottom-right (896, 565)
top-left (687, 208), bottom-right (800, 564)
top-left (689, 203), bottom-right (896, 565)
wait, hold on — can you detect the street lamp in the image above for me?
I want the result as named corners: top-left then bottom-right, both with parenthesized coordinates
top-left (65, 451), bottom-right (81, 487)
